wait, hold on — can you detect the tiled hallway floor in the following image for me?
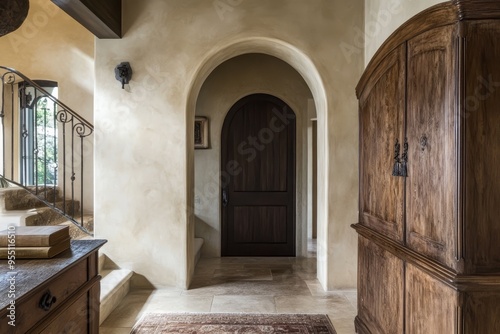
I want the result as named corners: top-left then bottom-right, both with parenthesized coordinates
top-left (100, 255), bottom-right (357, 333)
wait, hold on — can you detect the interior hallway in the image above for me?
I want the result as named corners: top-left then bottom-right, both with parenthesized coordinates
top-left (100, 240), bottom-right (357, 333)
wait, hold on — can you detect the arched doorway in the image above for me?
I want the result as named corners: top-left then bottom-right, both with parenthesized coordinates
top-left (220, 94), bottom-right (296, 256)
top-left (186, 37), bottom-right (333, 288)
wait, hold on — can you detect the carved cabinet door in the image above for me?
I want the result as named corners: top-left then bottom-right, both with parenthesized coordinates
top-left (405, 25), bottom-right (459, 270)
top-left (463, 21), bottom-right (500, 275)
top-left (359, 44), bottom-right (406, 242)
top-left (358, 236), bottom-right (404, 334)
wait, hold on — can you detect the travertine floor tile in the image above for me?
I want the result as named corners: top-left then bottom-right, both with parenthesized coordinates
top-left (275, 295), bottom-right (356, 320)
top-left (330, 317), bottom-right (357, 334)
top-left (141, 293), bottom-right (213, 313)
top-left (213, 268), bottom-right (273, 280)
top-left (342, 290), bottom-right (357, 309)
top-left (211, 295), bottom-right (277, 313)
top-left (101, 247), bottom-right (357, 333)
top-left (101, 290), bottom-right (213, 327)
top-left (100, 290), bottom-right (153, 328)
top-left (98, 327), bottom-right (132, 334)
top-left (304, 279), bottom-right (348, 297)
top-left (184, 279), bottom-right (312, 296)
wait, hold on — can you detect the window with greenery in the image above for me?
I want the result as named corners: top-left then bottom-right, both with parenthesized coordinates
top-left (19, 81), bottom-right (58, 186)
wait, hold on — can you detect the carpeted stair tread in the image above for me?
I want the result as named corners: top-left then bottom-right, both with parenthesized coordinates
top-left (52, 200), bottom-right (81, 215)
top-left (58, 215), bottom-right (94, 239)
top-left (3, 187), bottom-right (62, 210)
top-left (24, 199), bottom-right (80, 225)
top-left (1, 185), bottom-right (94, 239)
top-left (25, 206), bottom-right (69, 226)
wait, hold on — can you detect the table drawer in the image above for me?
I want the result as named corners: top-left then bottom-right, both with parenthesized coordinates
top-left (1, 258), bottom-right (88, 334)
top-left (38, 291), bottom-right (89, 334)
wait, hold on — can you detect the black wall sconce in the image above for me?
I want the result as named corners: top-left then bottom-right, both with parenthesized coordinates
top-left (115, 62), bottom-right (132, 89)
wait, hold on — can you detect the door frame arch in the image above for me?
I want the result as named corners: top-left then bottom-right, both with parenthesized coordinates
top-left (186, 37), bottom-right (330, 288)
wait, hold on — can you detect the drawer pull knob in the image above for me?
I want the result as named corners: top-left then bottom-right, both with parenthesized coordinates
top-left (39, 291), bottom-right (57, 311)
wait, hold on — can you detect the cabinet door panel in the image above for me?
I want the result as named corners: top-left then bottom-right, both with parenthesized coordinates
top-left (405, 263), bottom-right (459, 333)
top-left (359, 44), bottom-right (405, 241)
top-left (464, 291), bottom-right (500, 333)
top-left (357, 236), bottom-right (404, 334)
top-left (464, 21), bottom-right (500, 274)
top-left (406, 25), bottom-right (458, 269)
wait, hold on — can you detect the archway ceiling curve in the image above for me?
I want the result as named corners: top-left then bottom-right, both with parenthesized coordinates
top-left (186, 37), bottom-right (327, 122)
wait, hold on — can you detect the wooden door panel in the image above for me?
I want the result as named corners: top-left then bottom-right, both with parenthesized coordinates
top-left (406, 25), bottom-right (458, 269)
top-left (221, 94), bottom-right (295, 256)
top-left (464, 21), bottom-right (500, 274)
top-left (359, 44), bottom-right (405, 241)
top-left (405, 263), bottom-right (458, 333)
top-left (357, 237), bottom-right (404, 334)
top-left (233, 206), bottom-right (287, 243)
top-left (230, 102), bottom-right (289, 192)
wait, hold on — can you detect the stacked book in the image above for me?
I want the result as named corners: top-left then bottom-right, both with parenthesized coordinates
top-left (0, 226), bottom-right (71, 259)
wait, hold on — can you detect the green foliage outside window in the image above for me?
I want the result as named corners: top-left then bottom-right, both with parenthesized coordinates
top-left (35, 97), bottom-right (57, 185)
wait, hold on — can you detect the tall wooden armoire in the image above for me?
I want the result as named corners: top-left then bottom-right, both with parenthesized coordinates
top-left (352, 1), bottom-right (500, 333)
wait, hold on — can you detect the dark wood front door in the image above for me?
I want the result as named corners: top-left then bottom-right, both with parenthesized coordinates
top-left (221, 94), bottom-right (296, 256)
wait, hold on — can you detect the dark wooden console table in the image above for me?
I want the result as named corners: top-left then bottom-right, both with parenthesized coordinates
top-left (0, 239), bottom-right (106, 333)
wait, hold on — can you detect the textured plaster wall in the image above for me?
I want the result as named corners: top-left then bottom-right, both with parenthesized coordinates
top-left (95, 0), bottom-right (364, 289)
top-left (364, 0), bottom-right (444, 64)
top-left (0, 0), bottom-right (95, 210)
top-left (194, 54), bottom-right (313, 258)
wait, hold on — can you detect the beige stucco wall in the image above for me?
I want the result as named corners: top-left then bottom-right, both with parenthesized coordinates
top-left (363, 0), bottom-right (444, 65)
top-left (0, 0), bottom-right (95, 210)
top-left (194, 53), bottom-right (313, 258)
top-left (0, 0), bottom-right (456, 291)
top-left (95, 0), bottom-right (364, 289)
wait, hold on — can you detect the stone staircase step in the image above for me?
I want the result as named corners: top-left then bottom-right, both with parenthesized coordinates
top-left (99, 253), bottom-right (120, 272)
top-left (99, 267), bottom-right (133, 325)
top-left (194, 237), bottom-right (204, 265)
top-left (99, 253), bottom-right (107, 273)
top-left (0, 210), bottom-right (37, 230)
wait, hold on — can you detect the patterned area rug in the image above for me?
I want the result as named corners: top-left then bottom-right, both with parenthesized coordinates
top-left (130, 313), bottom-right (337, 333)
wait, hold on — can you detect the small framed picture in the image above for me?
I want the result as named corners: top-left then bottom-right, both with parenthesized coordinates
top-left (194, 116), bottom-right (209, 149)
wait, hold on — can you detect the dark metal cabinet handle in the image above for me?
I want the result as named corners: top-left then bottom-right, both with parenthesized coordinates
top-left (419, 135), bottom-right (428, 151)
top-left (392, 138), bottom-right (408, 177)
top-left (222, 189), bottom-right (229, 207)
top-left (400, 138), bottom-right (408, 177)
top-left (39, 291), bottom-right (57, 311)
top-left (392, 139), bottom-right (401, 176)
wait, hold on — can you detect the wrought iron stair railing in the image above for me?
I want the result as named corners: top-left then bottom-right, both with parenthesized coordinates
top-left (1, 66), bottom-right (93, 236)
